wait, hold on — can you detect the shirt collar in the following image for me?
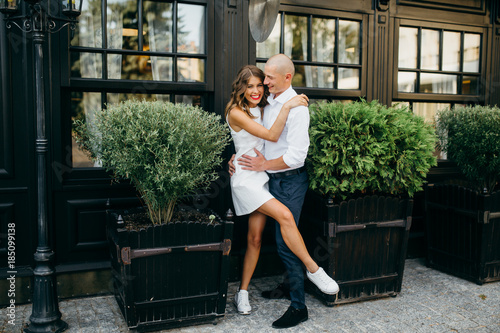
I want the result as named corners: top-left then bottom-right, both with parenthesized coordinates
top-left (268, 86), bottom-right (296, 106)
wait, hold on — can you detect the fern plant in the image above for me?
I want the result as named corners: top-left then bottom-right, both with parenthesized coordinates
top-left (436, 105), bottom-right (500, 193)
top-left (307, 100), bottom-right (437, 200)
top-left (73, 100), bottom-right (231, 224)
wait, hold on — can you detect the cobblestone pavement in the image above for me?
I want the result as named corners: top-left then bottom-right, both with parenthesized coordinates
top-left (1, 258), bottom-right (499, 333)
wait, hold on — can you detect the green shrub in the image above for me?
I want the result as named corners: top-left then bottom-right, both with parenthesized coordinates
top-left (436, 105), bottom-right (500, 193)
top-left (307, 100), bottom-right (437, 199)
top-left (74, 100), bottom-right (231, 224)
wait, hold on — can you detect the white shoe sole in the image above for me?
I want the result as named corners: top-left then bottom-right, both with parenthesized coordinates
top-left (310, 282), bottom-right (339, 295)
top-left (237, 309), bottom-right (251, 315)
top-left (233, 300), bottom-right (251, 315)
top-left (307, 272), bottom-right (340, 295)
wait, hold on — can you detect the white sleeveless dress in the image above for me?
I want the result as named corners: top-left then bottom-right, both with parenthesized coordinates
top-left (228, 107), bottom-right (274, 216)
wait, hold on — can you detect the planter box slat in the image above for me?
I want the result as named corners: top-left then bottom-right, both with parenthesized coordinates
top-left (107, 209), bottom-right (233, 331)
top-left (425, 184), bottom-right (500, 284)
top-left (301, 192), bottom-right (412, 306)
top-left (135, 292), bottom-right (219, 308)
top-left (340, 273), bottom-right (399, 286)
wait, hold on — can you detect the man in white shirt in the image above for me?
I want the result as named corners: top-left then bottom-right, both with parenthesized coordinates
top-left (237, 54), bottom-right (311, 329)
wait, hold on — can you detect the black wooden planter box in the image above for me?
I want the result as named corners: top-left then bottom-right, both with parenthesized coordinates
top-left (300, 191), bottom-right (413, 305)
top-left (106, 208), bottom-right (234, 332)
top-left (425, 184), bottom-right (500, 285)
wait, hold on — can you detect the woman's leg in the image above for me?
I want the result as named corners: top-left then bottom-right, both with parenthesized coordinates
top-left (257, 198), bottom-right (319, 274)
top-left (239, 211), bottom-right (267, 291)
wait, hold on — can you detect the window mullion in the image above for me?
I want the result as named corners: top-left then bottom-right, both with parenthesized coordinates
top-left (173, 1), bottom-right (178, 81)
top-left (459, 32), bottom-right (465, 94)
top-left (102, 91), bottom-right (106, 110)
top-left (102, 0), bottom-right (107, 49)
top-left (334, 18), bottom-right (339, 90)
top-left (138, 0), bottom-right (143, 51)
top-left (102, 0), bottom-right (108, 81)
top-left (280, 12), bottom-right (284, 54)
top-left (416, 28), bottom-right (422, 93)
top-left (439, 29), bottom-right (443, 71)
top-left (307, 15), bottom-right (312, 62)
top-left (459, 32), bottom-right (464, 72)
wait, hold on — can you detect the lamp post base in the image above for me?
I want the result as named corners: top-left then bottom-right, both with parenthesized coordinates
top-left (24, 251), bottom-right (68, 333)
top-left (24, 319), bottom-right (68, 333)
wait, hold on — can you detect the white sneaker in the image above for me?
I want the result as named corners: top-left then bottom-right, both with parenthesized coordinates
top-left (306, 267), bottom-right (339, 295)
top-left (233, 289), bottom-right (251, 315)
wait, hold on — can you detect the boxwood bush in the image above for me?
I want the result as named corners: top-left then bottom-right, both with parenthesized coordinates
top-left (74, 100), bottom-right (231, 224)
top-left (436, 105), bottom-right (500, 193)
top-left (307, 100), bottom-right (437, 200)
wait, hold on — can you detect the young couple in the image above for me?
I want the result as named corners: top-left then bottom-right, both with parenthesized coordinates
top-left (225, 54), bottom-right (339, 329)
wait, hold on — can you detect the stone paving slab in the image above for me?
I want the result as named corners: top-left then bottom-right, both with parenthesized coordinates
top-left (1, 258), bottom-right (499, 332)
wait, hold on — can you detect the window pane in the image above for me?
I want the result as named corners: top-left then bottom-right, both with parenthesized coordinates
top-left (421, 29), bottom-right (439, 70)
top-left (177, 4), bottom-right (205, 54)
top-left (398, 71), bottom-right (417, 92)
top-left (107, 0), bottom-right (138, 50)
top-left (338, 67), bottom-right (359, 89)
top-left (338, 20), bottom-right (360, 64)
top-left (107, 54), bottom-right (173, 81)
top-left (420, 73), bottom-right (457, 94)
top-left (413, 102), bottom-right (450, 159)
top-left (442, 31), bottom-right (460, 72)
top-left (256, 14), bottom-right (281, 58)
top-left (464, 33), bottom-right (480, 72)
top-left (309, 98), bottom-right (329, 105)
top-left (392, 101), bottom-right (410, 109)
top-left (72, 0), bottom-right (102, 47)
top-left (330, 99), bottom-right (353, 104)
top-left (107, 53), bottom-right (123, 79)
top-left (178, 58), bottom-right (204, 82)
top-left (71, 92), bottom-right (102, 168)
top-left (150, 57), bottom-right (174, 81)
top-left (312, 17), bottom-right (334, 63)
top-left (284, 15), bottom-right (308, 61)
top-left (462, 75), bottom-right (479, 95)
top-left (413, 102), bottom-right (450, 124)
top-left (107, 93), bottom-right (170, 105)
top-left (175, 95), bottom-right (202, 106)
top-left (398, 27), bottom-right (418, 69)
top-left (292, 65), bottom-right (333, 88)
top-left (143, 1), bottom-right (173, 53)
top-left (71, 52), bottom-right (103, 78)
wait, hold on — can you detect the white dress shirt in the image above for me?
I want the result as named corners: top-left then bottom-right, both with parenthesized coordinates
top-left (262, 86), bottom-right (310, 173)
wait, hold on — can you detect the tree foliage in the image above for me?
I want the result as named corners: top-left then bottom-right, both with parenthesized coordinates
top-left (307, 100), bottom-right (437, 199)
top-left (74, 100), bottom-right (231, 224)
top-left (436, 105), bottom-right (500, 193)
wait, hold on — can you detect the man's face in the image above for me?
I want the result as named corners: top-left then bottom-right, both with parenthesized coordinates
top-left (263, 64), bottom-right (289, 97)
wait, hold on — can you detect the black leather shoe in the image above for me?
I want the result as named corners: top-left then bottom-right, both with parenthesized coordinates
top-left (272, 305), bottom-right (308, 329)
top-left (261, 283), bottom-right (291, 299)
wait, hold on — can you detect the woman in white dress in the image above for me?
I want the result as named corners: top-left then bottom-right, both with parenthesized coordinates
top-left (225, 65), bottom-right (338, 315)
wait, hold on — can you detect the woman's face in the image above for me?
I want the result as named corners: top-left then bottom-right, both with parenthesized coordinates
top-left (244, 76), bottom-right (265, 108)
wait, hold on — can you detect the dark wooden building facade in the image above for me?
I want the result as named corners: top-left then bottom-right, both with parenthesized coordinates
top-left (1, 0), bottom-right (500, 304)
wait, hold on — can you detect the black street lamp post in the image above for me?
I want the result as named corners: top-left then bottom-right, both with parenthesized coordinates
top-left (0, 0), bottom-right (82, 332)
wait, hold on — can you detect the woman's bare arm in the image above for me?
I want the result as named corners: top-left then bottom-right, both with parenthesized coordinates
top-left (228, 94), bottom-right (308, 142)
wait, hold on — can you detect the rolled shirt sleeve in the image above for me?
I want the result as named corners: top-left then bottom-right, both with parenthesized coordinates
top-left (282, 105), bottom-right (310, 169)
top-left (263, 87), bottom-right (311, 172)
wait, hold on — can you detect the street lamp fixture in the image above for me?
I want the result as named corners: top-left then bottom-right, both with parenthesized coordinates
top-left (0, 0), bottom-right (83, 13)
top-left (62, 0), bottom-right (82, 17)
top-left (0, 0), bottom-right (83, 332)
top-left (0, 0), bottom-right (20, 13)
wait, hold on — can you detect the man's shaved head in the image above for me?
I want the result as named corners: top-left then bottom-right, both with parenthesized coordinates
top-left (266, 54), bottom-right (295, 77)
